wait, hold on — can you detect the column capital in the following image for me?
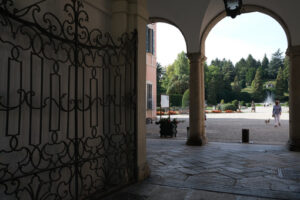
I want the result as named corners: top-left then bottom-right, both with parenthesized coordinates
top-left (286, 45), bottom-right (300, 57)
top-left (186, 52), bottom-right (206, 64)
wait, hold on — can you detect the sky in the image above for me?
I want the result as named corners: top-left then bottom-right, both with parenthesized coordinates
top-left (156, 12), bottom-right (287, 67)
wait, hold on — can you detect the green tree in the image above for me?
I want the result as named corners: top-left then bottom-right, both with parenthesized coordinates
top-left (245, 68), bottom-right (256, 86)
top-left (235, 58), bottom-right (247, 88)
top-left (275, 67), bottom-right (285, 100)
top-left (222, 59), bottom-right (235, 82)
top-left (167, 74), bottom-right (189, 95)
top-left (211, 58), bottom-right (222, 68)
top-left (162, 52), bottom-right (190, 96)
top-left (246, 54), bottom-right (258, 69)
top-left (268, 49), bottom-right (284, 79)
top-left (207, 77), bottom-right (218, 105)
top-left (232, 75), bottom-right (241, 93)
top-left (261, 54), bottom-right (269, 79)
top-left (206, 65), bottom-right (222, 105)
top-left (251, 67), bottom-right (265, 101)
top-left (161, 64), bottom-right (175, 91)
top-left (283, 57), bottom-right (289, 93)
top-left (173, 51), bottom-right (190, 76)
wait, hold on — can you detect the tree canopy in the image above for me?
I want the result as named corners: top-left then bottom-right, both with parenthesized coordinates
top-left (156, 50), bottom-right (289, 107)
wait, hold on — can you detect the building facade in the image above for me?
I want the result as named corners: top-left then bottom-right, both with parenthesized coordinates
top-left (146, 23), bottom-right (157, 121)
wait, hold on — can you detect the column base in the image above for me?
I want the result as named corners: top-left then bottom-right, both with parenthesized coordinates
top-left (137, 162), bottom-right (151, 181)
top-left (186, 136), bottom-right (207, 146)
top-left (288, 139), bottom-right (300, 152)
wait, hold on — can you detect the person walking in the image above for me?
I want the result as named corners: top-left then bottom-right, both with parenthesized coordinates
top-left (272, 100), bottom-right (282, 127)
top-left (251, 101), bottom-right (256, 112)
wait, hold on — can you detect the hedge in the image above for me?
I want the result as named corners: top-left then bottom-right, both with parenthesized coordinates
top-left (170, 94), bottom-right (183, 107)
top-left (222, 103), bottom-right (236, 111)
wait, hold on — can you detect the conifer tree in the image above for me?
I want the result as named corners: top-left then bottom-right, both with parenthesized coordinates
top-left (232, 75), bottom-right (241, 93)
top-left (268, 49), bottom-right (283, 79)
top-left (275, 67), bottom-right (285, 100)
top-left (261, 54), bottom-right (269, 79)
top-left (251, 67), bottom-right (264, 101)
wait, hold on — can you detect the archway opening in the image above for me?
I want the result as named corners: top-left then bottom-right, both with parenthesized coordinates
top-left (145, 22), bottom-right (190, 139)
top-left (203, 11), bottom-right (289, 145)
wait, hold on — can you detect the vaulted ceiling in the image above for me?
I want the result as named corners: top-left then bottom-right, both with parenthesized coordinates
top-left (147, 0), bottom-right (300, 52)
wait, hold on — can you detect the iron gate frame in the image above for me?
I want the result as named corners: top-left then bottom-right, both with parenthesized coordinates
top-left (0, 0), bottom-right (138, 199)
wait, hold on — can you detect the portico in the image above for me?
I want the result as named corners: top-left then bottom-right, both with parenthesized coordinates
top-left (1, 0), bottom-right (300, 198)
top-left (147, 0), bottom-right (300, 152)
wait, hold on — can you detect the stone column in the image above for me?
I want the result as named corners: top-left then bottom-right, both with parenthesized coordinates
top-left (127, 0), bottom-right (151, 180)
top-left (186, 53), bottom-right (207, 146)
top-left (111, 0), bottom-right (128, 38)
top-left (111, 0), bottom-right (150, 180)
top-left (287, 45), bottom-right (300, 151)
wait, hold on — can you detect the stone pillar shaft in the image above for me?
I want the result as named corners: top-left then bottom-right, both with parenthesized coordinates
top-left (112, 0), bottom-right (150, 180)
top-left (186, 53), bottom-right (207, 146)
top-left (287, 45), bottom-right (300, 151)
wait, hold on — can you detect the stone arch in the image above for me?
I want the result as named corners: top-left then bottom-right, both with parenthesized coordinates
top-left (200, 4), bottom-right (292, 54)
top-left (149, 17), bottom-right (189, 52)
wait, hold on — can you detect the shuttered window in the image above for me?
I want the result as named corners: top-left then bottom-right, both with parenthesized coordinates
top-left (146, 26), bottom-right (154, 55)
top-left (147, 83), bottom-right (153, 110)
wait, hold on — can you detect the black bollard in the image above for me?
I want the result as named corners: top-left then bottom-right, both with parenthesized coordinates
top-left (242, 129), bottom-right (249, 143)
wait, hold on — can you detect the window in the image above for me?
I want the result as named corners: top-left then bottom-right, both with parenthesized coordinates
top-left (146, 26), bottom-right (154, 55)
top-left (147, 83), bottom-right (153, 110)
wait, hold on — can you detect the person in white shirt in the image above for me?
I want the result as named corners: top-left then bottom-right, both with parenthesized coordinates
top-left (272, 100), bottom-right (282, 127)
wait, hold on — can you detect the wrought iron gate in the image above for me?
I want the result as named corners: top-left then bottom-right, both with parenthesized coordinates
top-left (0, 0), bottom-right (137, 199)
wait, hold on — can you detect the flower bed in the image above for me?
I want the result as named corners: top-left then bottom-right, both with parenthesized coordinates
top-left (225, 110), bottom-right (233, 113)
top-left (212, 110), bottom-right (222, 113)
top-left (156, 111), bottom-right (165, 115)
top-left (166, 111), bottom-right (178, 115)
top-left (157, 110), bottom-right (179, 115)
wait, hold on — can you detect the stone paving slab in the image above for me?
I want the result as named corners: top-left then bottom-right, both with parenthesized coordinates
top-left (103, 139), bottom-right (300, 200)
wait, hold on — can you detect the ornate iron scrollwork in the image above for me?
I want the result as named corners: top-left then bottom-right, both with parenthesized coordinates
top-left (0, 0), bottom-right (137, 199)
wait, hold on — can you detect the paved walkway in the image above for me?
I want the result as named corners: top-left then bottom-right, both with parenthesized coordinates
top-left (103, 107), bottom-right (300, 200)
top-left (104, 140), bottom-right (300, 200)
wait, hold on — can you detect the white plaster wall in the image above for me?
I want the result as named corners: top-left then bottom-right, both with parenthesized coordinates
top-left (84, 0), bottom-right (112, 32)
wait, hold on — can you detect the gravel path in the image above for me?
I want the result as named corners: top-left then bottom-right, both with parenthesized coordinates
top-left (147, 106), bottom-right (289, 145)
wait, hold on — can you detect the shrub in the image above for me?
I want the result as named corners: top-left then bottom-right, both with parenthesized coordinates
top-left (182, 89), bottom-right (190, 108)
top-left (170, 94), bottom-right (183, 107)
top-left (232, 100), bottom-right (239, 108)
top-left (240, 101), bottom-right (245, 106)
top-left (222, 103), bottom-right (236, 111)
top-left (246, 103), bottom-right (251, 107)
